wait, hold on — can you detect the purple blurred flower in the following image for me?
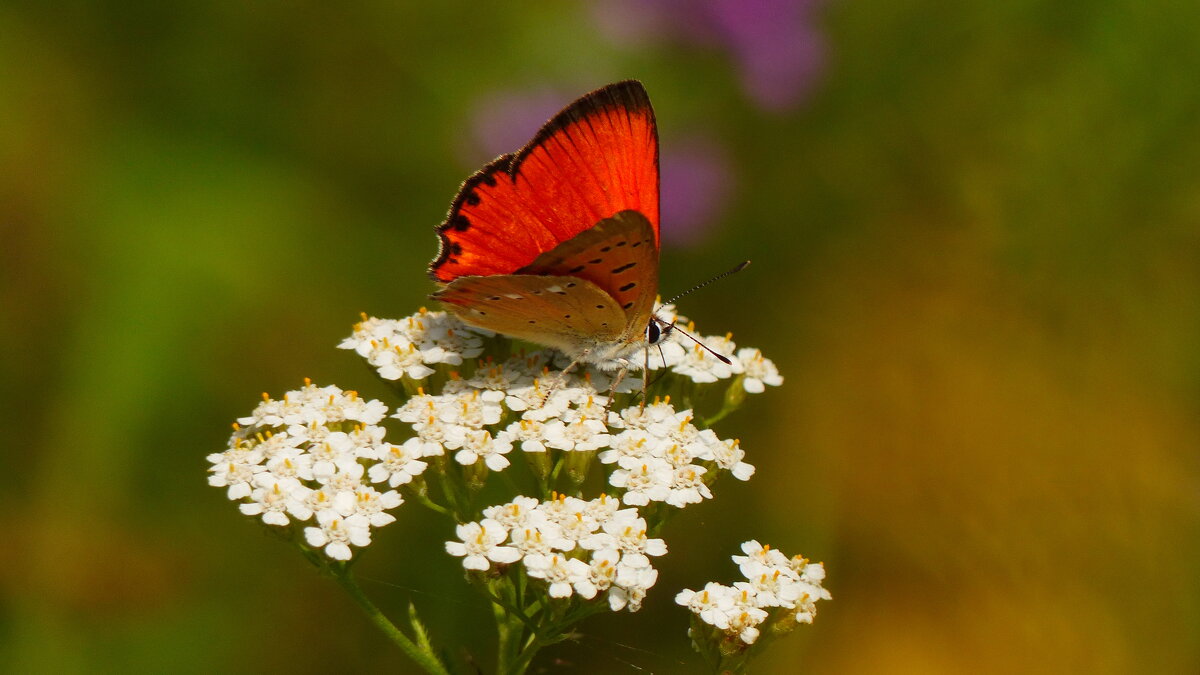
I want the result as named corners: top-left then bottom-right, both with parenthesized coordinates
top-left (465, 88), bottom-right (571, 165)
top-left (660, 138), bottom-right (734, 246)
top-left (590, 0), bottom-right (826, 111)
top-left (466, 89), bottom-right (735, 246)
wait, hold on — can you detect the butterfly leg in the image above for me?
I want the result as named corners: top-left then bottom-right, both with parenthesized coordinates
top-left (539, 349), bottom-right (590, 406)
top-left (602, 363), bottom-right (630, 420)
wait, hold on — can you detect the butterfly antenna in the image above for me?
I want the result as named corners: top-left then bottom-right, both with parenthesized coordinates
top-left (661, 260), bottom-right (751, 306)
top-left (661, 319), bottom-right (733, 365)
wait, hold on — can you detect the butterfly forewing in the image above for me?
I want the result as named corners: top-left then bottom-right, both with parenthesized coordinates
top-left (433, 275), bottom-right (627, 357)
top-left (517, 210), bottom-right (658, 339)
top-left (430, 81), bottom-right (659, 283)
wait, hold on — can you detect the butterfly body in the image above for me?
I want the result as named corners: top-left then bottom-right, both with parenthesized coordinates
top-left (429, 82), bottom-right (661, 366)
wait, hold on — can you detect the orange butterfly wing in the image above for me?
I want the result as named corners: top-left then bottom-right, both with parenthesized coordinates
top-left (429, 81), bottom-right (660, 283)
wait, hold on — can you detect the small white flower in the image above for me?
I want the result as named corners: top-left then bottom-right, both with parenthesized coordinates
top-left (454, 430), bottom-right (513, 471)
top-left (581, 513), bottom-right (667, 558)
top-left (510, 523), bottom-right (572, 566)
top-left (661, 442), bottom-right (697, 468)
top-left (581, 494), bottom-right (625, 524)
top-left (445, 519), bottom-right (521, 571)
top-left (614, 398), bottom-right (679, 431)
top-left (524, 554), bottom-right (593, 599)
top-left (736, 348), bottom-right (782, 393)
top-left (339, 393), bottom-right (389, 426)
top-left (367, 437), bottom-right (431, 487)
top-left (340, 424), bottom-right (389, 458)
top-left (537, 493), bottom-right (592, 526)
top-left (733, 540), bottom-right (791, 572)
top-left (312, 457), bottom-right (366, 493)
top-left (304, 511), bottom-right (372, 560)
top-left (736, 564), bottom-right (804, 608)
top-left (308, 433), bottom-right (358, 477)
top-left (515, 387), bottom-right (580, 422)
top-left (608, 457), bottom-right (673, 506)
top-left (207, 436), bottom-right (262, 466)
top-left (208, 459), bottom-right (265, 500)
top-left (671, 334), bottom-right (741, 383)
top-left (251, 429), bottom-right (304, 460)
top-left (676, 583), bottom-right (737, 629)
top-left (371, 341), bottom-right (437, 380)
top-left (394, 392), bottom-right (441, 424)
top-left (413, 415), bottom-right (468, 454)
top-left (554, 511), bottom-right (600, 548)
top-left (560, 393), bottom-right (612, 423)
top-left (702, 437), bottom-right (755, 481)
top-left (240, 477), bottom-right (309, 526)
top-left (464, 363), bottom-right (531, 397)
top-left (334, 486), bottom-right (403, 527)
top-left (262, 445), bottom-right (315, 483)
top-left (439, 390), bottom-right (504, 428)
top-left (599, 430), bottom-right (660, 465)
top-left (607, 581), bottom-right (652, 612)
top-left (666, 464), bottom-right (713, 507)
top-left (299, 487), bottom-right (339, 518)
top-left (726, 606), bottom-right (769, 644)
top-left (496, 419), bottom-right (549, 453)
top-left (483, 497), bottom-right (545, 530)
top-left (542, 417), bottom-right (611, 452)
top-left (341, 311), bottom-right (485, 378)
top-left (586, 548), bottom-right (621, 593)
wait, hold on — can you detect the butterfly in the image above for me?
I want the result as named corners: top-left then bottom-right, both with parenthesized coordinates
top-left (429, 81), bottom-right (663, 368)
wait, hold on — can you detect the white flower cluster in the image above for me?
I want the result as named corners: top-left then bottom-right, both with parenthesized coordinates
top-left (208, 381), bottom-right (429, 560)
top-left (446, 495), bottom-right (665, 611)
top-left (341, 310), bottom-right (759, 510)
top-left (604, 399), bottom-right (755, 506)
top-left (343, 306), bottom-right (782, 392)
top-left (676, 541), bottom-right (830, 645)
top-left (339, 309), bottom-right (487, 380)
top-left (213, 307), bottom-right (783, 597)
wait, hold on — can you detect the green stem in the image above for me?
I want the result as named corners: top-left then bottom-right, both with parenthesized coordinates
top-left (333, 568), bottom-right (451, 675)
top-left (408, 489), bottom-right (456, 520)
top-left (507, 631), bottom-right (544, 675)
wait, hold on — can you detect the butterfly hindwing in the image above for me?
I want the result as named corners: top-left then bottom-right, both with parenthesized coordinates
top-left (517, 210), bottom-right (658, 338)
top-left (430, 81), bottom-right (659, 283)
top-left (432, 275), bottom-right (627, 357)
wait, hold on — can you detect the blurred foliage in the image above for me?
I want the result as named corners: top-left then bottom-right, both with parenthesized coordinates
top-left (2, 1), bottom-right (1198, 673)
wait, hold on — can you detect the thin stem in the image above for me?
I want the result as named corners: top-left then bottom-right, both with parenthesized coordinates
top-left (333, 568), bottom-right (451, 675)
top-left (407, 489), bottom-right (457, 520)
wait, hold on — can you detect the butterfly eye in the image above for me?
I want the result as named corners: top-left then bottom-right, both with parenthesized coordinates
top-left (646, 321), bottom-right (661, 345)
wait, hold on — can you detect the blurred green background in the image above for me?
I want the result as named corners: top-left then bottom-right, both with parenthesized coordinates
top-left (3, 1), bottom-right (1198, 672)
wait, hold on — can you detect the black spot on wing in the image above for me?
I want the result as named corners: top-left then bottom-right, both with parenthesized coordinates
top-left (612, 262), bottom-right (637, 274)
top-left (619, 282), bottom-right (637, 292)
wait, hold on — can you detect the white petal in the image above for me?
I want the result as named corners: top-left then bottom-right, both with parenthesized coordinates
top-left (325, 542), bottom-right (353, 560)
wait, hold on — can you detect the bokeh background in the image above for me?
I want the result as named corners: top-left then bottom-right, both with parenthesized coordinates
top-left (3, 1), bottom-right (1198, 672)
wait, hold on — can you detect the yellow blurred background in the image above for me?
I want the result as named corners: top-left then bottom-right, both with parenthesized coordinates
top-left (2, 1), bottom-right (1197, 673)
